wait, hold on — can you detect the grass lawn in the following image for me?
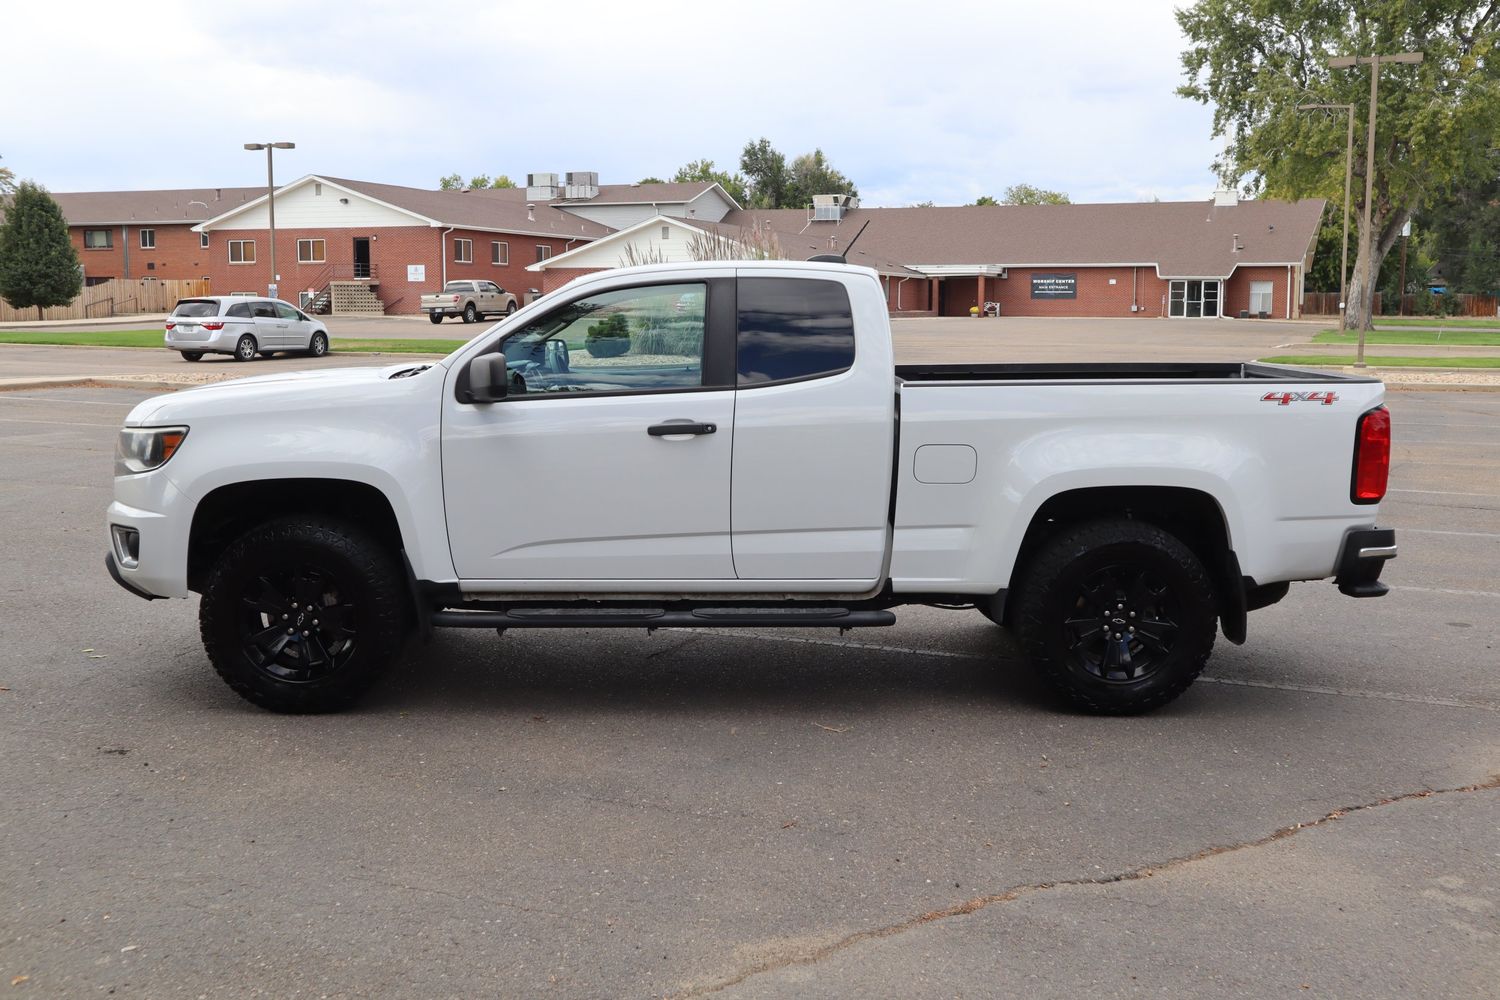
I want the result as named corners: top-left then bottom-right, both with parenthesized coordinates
top-left (1373, 316), bottom-right (1500, 330)
top-left (1261, 354), bottom-right (1500, 369)
top-left (1312, 328), bottom-right (1500, 346)
top-left (0, 329), bottom-right (464, 355)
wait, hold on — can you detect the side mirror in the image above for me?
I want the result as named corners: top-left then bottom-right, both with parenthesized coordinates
top-left (467, 352), bottom-right (508, 403)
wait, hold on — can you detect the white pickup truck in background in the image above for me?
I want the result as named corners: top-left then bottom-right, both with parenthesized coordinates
top-left (107, 261), bottom-right (1395, 716)
top-left (420, 279), bottom-right (518, 324)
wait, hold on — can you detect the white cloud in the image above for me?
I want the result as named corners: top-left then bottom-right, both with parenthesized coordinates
top-left (4, 0), bottom-right (1225, 204)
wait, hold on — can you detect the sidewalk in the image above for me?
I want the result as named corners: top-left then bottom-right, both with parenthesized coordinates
top-left (0, 314), bottom-right (167, 330)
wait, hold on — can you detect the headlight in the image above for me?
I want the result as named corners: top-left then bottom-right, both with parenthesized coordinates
top-left (115, 426), bottom-right (189, 476)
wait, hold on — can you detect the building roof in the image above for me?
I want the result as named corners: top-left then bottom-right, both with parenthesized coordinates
top-left (50, 187), bottom-right (263, 225)
top-left (318, 177), bottom-right (612, 238)
top-left (550, 181), bottom-right (719, 205)
top-left (719, 198), bottom-right (1326, 278)
top-left (677, 218), bottom-right (924, 277)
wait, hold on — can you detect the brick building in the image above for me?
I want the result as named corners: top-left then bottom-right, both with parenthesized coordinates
top-left (46, 175), bottom-right (1322, 320)
top-left (532, 190), bottom-right (1325, 320)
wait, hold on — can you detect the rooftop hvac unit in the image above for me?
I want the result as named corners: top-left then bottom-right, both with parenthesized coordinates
top-left (563, 171), bottom-right (599, 200)
top-left (811, 192), bottom-right (857, 222)
top-left (526, 172), bottom-right (560, 200)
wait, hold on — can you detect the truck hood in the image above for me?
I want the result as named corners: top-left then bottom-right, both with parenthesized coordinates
top-left (124, 362), bottom-right (445, 426)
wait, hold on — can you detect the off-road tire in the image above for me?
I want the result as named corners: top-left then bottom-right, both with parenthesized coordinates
top-left (199, 517), bottom-right (409, 713)
top-left (1013, 519), bottom-right (1216, 715)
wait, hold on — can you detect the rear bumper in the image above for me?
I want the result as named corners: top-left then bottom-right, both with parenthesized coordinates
top-left (1334, 527), bottom-right (1397, 598)
top-left (164, 329), bottom-right (240, 352)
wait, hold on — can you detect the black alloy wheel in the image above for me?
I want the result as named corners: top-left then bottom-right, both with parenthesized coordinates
top-left (1014, 519), bottom-right (1217, 715)
top-left (199, 517), bottom-right (408, 713)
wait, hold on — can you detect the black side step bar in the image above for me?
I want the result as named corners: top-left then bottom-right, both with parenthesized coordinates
top-left (431, 606), bottom-right (898, 630)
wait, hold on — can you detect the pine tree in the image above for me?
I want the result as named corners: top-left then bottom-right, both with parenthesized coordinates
top-left (0, 181), bottom-right (82, 319)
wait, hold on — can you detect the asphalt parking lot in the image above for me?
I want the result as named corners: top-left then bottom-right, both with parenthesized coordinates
top-left (1, 383), bottom-right (1497, 997)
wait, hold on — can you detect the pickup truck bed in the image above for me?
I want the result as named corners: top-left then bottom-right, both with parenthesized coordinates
top-left (895, 361), bottom-right (1356, 382)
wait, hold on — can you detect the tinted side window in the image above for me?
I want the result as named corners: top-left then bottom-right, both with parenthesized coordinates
top-left (275, 302), bottom-right (300, 320)
top-left (225, 302), bottom-right (252, 318)
top-left (252, 302), bottom-right (278, 319)
top-left (736, 278), bottom-right (855, 385)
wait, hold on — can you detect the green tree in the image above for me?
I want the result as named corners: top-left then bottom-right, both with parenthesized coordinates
top-left (672, 159), bottom-right (749, 206)
top-left (972, 195), bottom-right (999, 206)
top-left (638, 176), bottom-right (666, 185)
top-left (490, 174), bottom-right (517, 189)
top-left (912, 200), bottom-right (937, 208)
top-left (438, 172), bottom-right (463, 190)
top-left (784, 149), bottom-right (858, 208)
top-left (0, 181), bottom-right (83, 319)
top-left (1176, 0), bottom-right (1500, 330)
top-left (1418, 164), bottom-right (1500, 293)
top-left (740, 137), bottom-right (790, 208)
top-left (467, 174), bottom-right (492, 189)
top-left (1002, 184), bottom-right (1071, 205)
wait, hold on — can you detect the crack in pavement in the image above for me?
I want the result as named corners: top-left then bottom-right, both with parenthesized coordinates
top-left (668, 774), bottom-right (1500, 998)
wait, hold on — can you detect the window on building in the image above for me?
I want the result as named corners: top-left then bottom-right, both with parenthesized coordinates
top-left (200, 232), bottom-right (210, 249)
top-left (314, 182), bottom-right (323, 196)
top-left (1249, 280), bottom-right (1274, 316)
top-left (297, 238), bottom-right (326, 263)
top-left (491, 241), bottom-right (509, 265)
top-left (736, 277), bottom-right (855, 385)
top-left (535, 245), bottom-right (551, 263)
top-left (454, 238), bottom-right (473, 263)
top-left (84, 229), bottom-right (113, 250)
top-left (661, 226), bottom-right (670, 240)
top-left (139, 228), bottom-right (156, 249)
top-left (228, 240), bottom-right (256, 264)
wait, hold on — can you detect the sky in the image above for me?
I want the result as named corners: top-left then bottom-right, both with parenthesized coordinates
top-left (2, 0), bottom-right (1226, 207)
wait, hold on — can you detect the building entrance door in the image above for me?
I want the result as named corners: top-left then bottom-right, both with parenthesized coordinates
top-left (1168, 279), bottom-right (1220, 318)
top-left (352, 238), bottom-right (371, 279)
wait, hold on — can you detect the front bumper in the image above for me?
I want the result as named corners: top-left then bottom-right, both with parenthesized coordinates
top-left (1334, 527), bottom-right (1397, 598)
top-left (105, 472), bottom-right (194, 599)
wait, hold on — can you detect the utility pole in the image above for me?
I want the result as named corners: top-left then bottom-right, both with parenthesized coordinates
top-left (1328, 51), bottom-right (1423, 367)
top-left (243, 141), bottom-right (296, 299)
top-left (1297, 103), bottom-right (1354, 332)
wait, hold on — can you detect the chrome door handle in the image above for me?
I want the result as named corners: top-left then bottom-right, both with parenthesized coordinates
top-left (647, 421), bottom-right (716, 437)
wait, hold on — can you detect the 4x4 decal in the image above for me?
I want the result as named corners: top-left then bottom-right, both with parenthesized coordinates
top-left (1262, 390), bottom-right (1339, 406)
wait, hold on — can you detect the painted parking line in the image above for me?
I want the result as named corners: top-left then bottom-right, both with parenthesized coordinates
top-left (1397, 528), bottom-right (1500, 539)
top-left (1388, 488), bottom-right (1500, 499)
top-left (0, 415), bottom-right (121, 428)
top-left (0, 395), bottom-right (138, 406)
top-left (697, 629), bottom-right (1500, 712)
top-left (1392, 584), bottom-right (1500, 599)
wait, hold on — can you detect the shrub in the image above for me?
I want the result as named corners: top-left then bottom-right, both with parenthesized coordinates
top-left (585, 313), bottom-right (631, 357)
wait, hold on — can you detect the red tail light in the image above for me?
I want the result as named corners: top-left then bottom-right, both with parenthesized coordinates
top-left (201, 321), bottom-right (225, 331)
top-left (165, 321), bottom-right (175, 330)
top-left (1352, 406), bottom-right (1391, 503)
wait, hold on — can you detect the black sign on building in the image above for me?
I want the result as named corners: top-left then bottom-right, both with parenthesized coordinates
top-left (1030, 273), bottom-right (1078, 299)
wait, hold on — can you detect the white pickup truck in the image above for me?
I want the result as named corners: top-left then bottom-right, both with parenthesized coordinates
top-left (106, 261), bottom-right (1396, 716)
top-left (420, 279), bottom-right (519, 324)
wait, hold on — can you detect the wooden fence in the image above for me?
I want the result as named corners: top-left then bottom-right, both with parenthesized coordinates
top-left (0, 278), bottom-right (212, 324)
top-left (1302, 291), bottom-right (1500, 318)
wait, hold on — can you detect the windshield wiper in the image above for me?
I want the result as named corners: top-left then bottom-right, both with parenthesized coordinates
top-left (388, 365), bottom-right (432, 379)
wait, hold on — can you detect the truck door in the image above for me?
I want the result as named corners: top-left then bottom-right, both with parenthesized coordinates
top-left (730, 271), bottom-right (896, 582)
top-left (441, 277), bottom-right (738, 582)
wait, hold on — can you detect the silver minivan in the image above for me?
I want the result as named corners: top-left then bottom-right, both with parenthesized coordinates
top-left (165, 296), bottom-right (331, 362)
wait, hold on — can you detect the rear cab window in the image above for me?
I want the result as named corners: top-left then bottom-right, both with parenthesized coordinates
top-left (444, 282), bottom-right (472, 292)
top-left (171, 299), bottom-right (221, 318)
top-left (736, 277), bottom-right (855, 385)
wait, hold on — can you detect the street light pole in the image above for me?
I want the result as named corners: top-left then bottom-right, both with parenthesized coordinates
top-left (1328, 51), bottom-right (1422, 367)
top-left (243, 141), bottom-right (295, 299)
top-left (1297, 103), bottom-right (1354, 333)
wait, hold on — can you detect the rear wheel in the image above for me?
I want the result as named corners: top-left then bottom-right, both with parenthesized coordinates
top-left (462, 303), bottom-right (477, 324)
top-left (1013, 519), bottom-right (1216, 715)
top-left (179, 350), bottom-right (204, 362)
top-left (234, 334), bottom-right (257, 362)
top-left (428, 313), bottom-right (444, 324)
top-left (308, 331), bottom-right (329, 357)
top-left (198, 517), bottom-right (409, 713)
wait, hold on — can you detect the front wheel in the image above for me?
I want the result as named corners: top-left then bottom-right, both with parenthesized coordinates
top-left (428, 313), bottom-right (444, 325)
top-left (462, 303), bottom-right (477, 324)
top-left (308, 331), bottom-right (329, 357)
top-left (179, 350), bottom-right (204, 362)
top-left (234, 334), bottom-right (257, 362)
top-left (199, 517), bottom-right (410, 713)
top-left (1012, 519), bottom-right (1217, 715)
top-left (506, 302), bottom-right (517, 316)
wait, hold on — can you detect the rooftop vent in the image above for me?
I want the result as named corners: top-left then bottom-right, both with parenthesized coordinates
top-left (810, 192), bottom-right (858, 222)
top-left (526, 172), bottom-right (560, 201)
top-left (564, 171), bottom-right (599, 200)
top-left (1212, 186), bottom-right (1239, 208)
